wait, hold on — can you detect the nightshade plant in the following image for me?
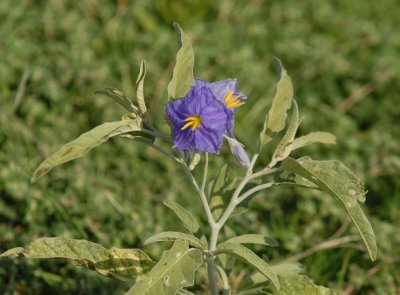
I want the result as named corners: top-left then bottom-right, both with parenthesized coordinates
top-left (0, 24), bottom-right (377, 294)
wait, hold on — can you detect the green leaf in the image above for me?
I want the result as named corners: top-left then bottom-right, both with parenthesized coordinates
top-left (274, 275), bottom-right (336, 295)
top-left (217, 242), bottom-right (280, 291)
top-left (270, 100), bottom-right (300, 167)
top-left (163, 199), bottom-right (201, 234)
top-left (210, 164), bottom-right (229, 219)
top-left (247, 263), bottom-right (303, 287)
top-left (282, 157), bottom-right (377, 261)
top-left (258, 113), bottom-right (268, 152)
top-left (163, 200), bottom-right (207, 247)
top-left (125, 240), bottom-right (203, 295)
top-left (135, 60), bottom-right (153, 130)
top-left (225, 234), bottom-right (279, 247)
top-left (0, 237), bottom-right (154, 282)
top-left (31, 119), bottom-right (142, 182)
top-left (167, 23), bottom-right (195, 99)
top-left (260, 58), bottom-right (294, 146)
top-left (271, 263), bottom-right (303, 276)
top-left (96, 87), bottom-right (137, 113)
top-left (290, 132), bottom-right (336, 151)
top-left (144, 231), bottom-right (206, 250)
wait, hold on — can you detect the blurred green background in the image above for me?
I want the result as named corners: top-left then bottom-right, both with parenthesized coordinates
top-left (1, 0), bottom-right (399, 294)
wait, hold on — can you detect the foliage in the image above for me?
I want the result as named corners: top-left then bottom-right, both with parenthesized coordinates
top-left (0, 237), bottom-right (154, 282)
top-left (1, 0), bottom-right (399, 294)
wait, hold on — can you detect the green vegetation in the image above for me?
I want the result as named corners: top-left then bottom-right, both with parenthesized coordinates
top-left (1, 0), bottom-right (399, 294)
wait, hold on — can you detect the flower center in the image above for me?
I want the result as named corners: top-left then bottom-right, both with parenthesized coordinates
top-left (224, 90), bottom-right (245, 109)
top-left (181, 114), bottom-right (202, 131)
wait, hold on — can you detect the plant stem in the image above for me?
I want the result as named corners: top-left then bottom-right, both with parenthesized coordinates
top-left (216, 167), bottom-right (280, 230)
top-left (237, 182), bottom-right (275, 203)
top-left (181, 161), bottom-right (220, 295)
top-left (140, 129), bottom-right (172, 142)
top-left (207, 257), bottom-right (219, 295)
top-left (181, 163), bottom-right (215, 228)
top-left (181, 154), bottom-right (280, 295)
top-left (201, 153), bottom-right (209, 193)
top-left (208, 221), bottom-right (220, 295)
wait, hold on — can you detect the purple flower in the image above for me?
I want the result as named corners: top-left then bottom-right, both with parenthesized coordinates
top-left (165, 85), bottom-right (228, 154)
top-left (194, 78), bottom-right (246, 137)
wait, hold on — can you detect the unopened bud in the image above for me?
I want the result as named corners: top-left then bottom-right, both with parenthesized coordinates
top-left (225, 136), bottom-right (251, 168)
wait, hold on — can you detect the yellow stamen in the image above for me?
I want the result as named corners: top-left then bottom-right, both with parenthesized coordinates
top-left (228, 101), bottom-right (246, 108)
top-left (224, 90), bottom-right (234, 103)
top-left (181, 114), bottom-right (202, 131)
top-left (223, 91), bottom-right (245, 109)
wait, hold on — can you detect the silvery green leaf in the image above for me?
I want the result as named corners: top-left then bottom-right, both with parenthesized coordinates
top-left (271, 263), bottom-right (303, 276)
top-left (135, 60), bottom-right (153, 129)
top-left (210, 164), bottom-right (230, 220)
top-left (282, 157), bottom-right (377, 261)
top-left (269, 100), bottom-right (300, 167)
top-left (290, 132), bottom-right (336, 151)
top-left (260, 58), bottom-right (294, 146)
top-left (273, 275), bottom-right (336, 295)
top-left (259, 113), bottom-right (269, 152)
top-left (31, 119), bottom-right (142, 182)
top-left (0, 237), bottom-right (154, 282)
top-left (217, 242), bottom-right (280, 291)
top-left (167, 23), bottom-right (195, 100)
top-left (162, 199), bottom-right (200, 234)
top-left (144, 231), bottom-right (206, 250)
top-left (96, 87), bottom-right (137, 113)
top-left (247, 263), bottom-right (303, 287)
top-left (125, 241), bottom-right (202, 295)
top-left (163, 200), bottom-right (207, 247)
top-left (136, 60), bottom-right (147, 115)
top-left (225, 136), bottom-right (251, 168)
top-left (225, 234), bottom-right (279, 247)
top-left (211, 164), bottom-right (229, 196)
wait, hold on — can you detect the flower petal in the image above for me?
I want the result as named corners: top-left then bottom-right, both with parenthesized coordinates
top-left (195, 126), bottom-right (223, 154)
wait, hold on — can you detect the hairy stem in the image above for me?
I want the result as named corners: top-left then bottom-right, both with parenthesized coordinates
top-left (201, 153), bottom-right (209, 193)
top-left (181, 161), bottom-right (219, 295)
top-left (181, 163), bottom-right (215, 228)
top-left (216, 167), bottom-right (280, 228)
top-left (237, 182), bottom-right (275, 203)
top-left (140, 128), bottom-right (172, 142)
top-left (207, 257), bottom-right (219, 295)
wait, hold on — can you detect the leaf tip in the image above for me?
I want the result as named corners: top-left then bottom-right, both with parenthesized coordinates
top-left (272, 56), bottom-right (283, 79)
top-left (31, 165), bottom-right (50, 183)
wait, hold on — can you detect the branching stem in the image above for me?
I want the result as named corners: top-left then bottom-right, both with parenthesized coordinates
top-left (180, 151), bottom-right (281, 295)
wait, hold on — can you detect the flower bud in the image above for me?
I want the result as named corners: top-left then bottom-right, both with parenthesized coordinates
top-left (225, 136), bottom-right (251, 168)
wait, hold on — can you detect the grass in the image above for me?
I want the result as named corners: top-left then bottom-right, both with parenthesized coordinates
top-left (0, 0), bottom-right (399, 294)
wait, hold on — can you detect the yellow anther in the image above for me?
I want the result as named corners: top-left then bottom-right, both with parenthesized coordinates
top-left (181, 115), bottom-right (202, 131)
top-left (224, 91), bottom-right (244, 109)
top-left (224, 90), bottom-right (234, 103)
